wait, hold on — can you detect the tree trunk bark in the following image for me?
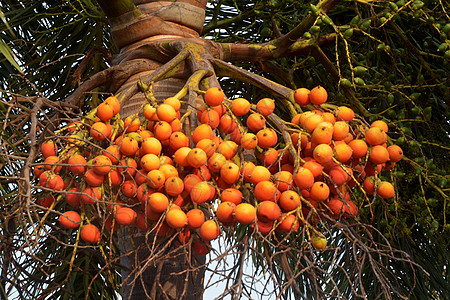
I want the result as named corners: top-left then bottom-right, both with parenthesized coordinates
top-left (98, 1), bottom-right (209, 298)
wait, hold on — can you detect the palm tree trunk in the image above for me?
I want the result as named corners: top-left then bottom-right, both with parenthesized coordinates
top-left (97, 1), bottom-right (209, 298)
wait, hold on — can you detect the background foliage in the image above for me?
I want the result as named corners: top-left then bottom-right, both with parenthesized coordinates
top-left (0, 0), bottom-right (448, 299)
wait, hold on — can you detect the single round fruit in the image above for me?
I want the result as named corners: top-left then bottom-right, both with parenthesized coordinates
top-left (80, 224), bottom-right (101, 243)
top-left (309, 86), bottom-right (328, 105)
top-left (204, 87), bottom-right (225, 107)
top-left (115, 207), bottom-right (137, 226)
top-left (199, 220), bottom-right (220, 241)
top-left (59, 211), bottom-right (81, 229)
top-left (235, 203), bottom-right (256, 225)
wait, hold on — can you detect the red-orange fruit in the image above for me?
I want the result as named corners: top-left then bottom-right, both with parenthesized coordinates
top-left (196, 138), bottom-right (217, 157)
top-left (240, 133), bottom-right (258, 150)
top-left (387, 145), bottom-right (403, 162)
top-left (118, 157), bottom-right (138, 179)
top-left (108, 168), bottom-right (123, 187)
top-left (242, 161), bottom-right (256, 183)
top-left (141, 137), bottom-right (162, 155)
top-left (309, 181), bottom-right (330, 202)
top-left (80, 224), bottom-right (101, 244)
top-left (156, 103), bottom-right (177, 123)
top-left (165, 176), bottom-right (185, 196)
top-left (234, 203), bottom-right (256, 225)
top-left (276, 214), bottom-right (300, 233)
top-left (200, 109), bottom-right (220, 128)
top-left (59, 211), bottom-right (81, 229)
top-left (255, 220), bottom-right (274, 235)
top-left (81, 186), bottom-right (102, 204)
top-left (119, 137), bottom-right (139, 157)
top-left (207, 152), bottom-right (227, 173)
top-left (146, 169), bottom-right (165, 189)
top-left (140, 153), bottom-right (160, 172)
top-left (363, 176), bottom-right (378, 195)
top-left (348, 139), bottom-right (368, 159)
top-left (257, 128), bottom-right (278, 149)
top-left (34, 165), bottom-right (45, 178)
top-left (121, 180), bottom-right (137, 198)
top-left (278, 190), bottom-right (301, 211)
top-left (199, 220), bottom-right (220, 241)
top-left (247, 165), bottom-right (271, 184)
top-left (39, 171), bottom-right (56, 189)
top-left (257, 201), bottom-right (281, 223)
top-left (104, 95), bottom-right (120, 115)
top-left (336, 106), bottom-right (355, 122)
top-left (190, 181), bottom-right (212, 204)
top-left (97, 102), bottom-right (115, 121)
top-left (220, 161), bottom-right (240, 185)
top-left (293, 167), bottom-right (315, 189)
top-left (84, 169), bottom-right (104, 187)
top-left (311, 122), bottom-right (334, 145)
top-left (193, 165), bottom-right (212, 181)
top-left (370, 120), bottom-right (389, 132)
top-left (186, 209), bottom-right (205, 229)
top-left (246, 113), bottom-right (266, 132)
top-left (377, 181), bottom-right (395, 198)
top-left (313, 144), bottom-right (333, 164)
top-left (103, 145), bottom-right (121, 165)
top-left (92, 155), bottom-right (112, 175)
top-left (89, 121), bottom-right (111, 141)
top-left (143, 104), bottom-right (158, 121)
top-left (124, 116), bottom-right (141, 133)
top-left (221, 188), bottom-right (243, 205)
top-left (148, 192), bottom-right (169, 213)
top-left (173, 147), bottom-right (191, 167)
top-left (254, 181), bottom-right (279, 202)
top-left (186, 148), bottom-right (208, 168)
top-left (154, 121), bottom-right (172, 141)
top-left (216, 202), bottom-right (236, 224)
top-left (294, 88), bottom-right (310, 106)
top-left (328, 166), bottom-right (349, 186)
top-left (322, 112), bottom-right (336, 124)
top-left (365, 127), bottom-right (387, 146)
top-left (256, 98), bottom-right (275, 116)
top-left (261, 148), bottom-right (279, 166)
top-left (183, 174), bottom-right (203, 193)
top-left (302, 112), bottom-right (324, 132)
top-left (232, 97), bottom-right (251, 116)
top-left (204, 87), bottom-right (225, 106)
top-left (369, 145), bottom-right (390, 165)
top-left (163, 96), bottom-right (181, 111)
top-left (333, 143), bottom-right (353, 163)
top-left (68, 154), bottom-right (87, 175)
top-left (217, 141), bottom-right (238, 160)
top-left (192, 124), bottom-right (214, 144)
top-left (309, 86), bottom-right (328, 105)
top-left (44, 155), bottom-right (62, 173)
top-left (273, 171), bottom-right (293, 192)
top-left (303, 160), bottom-right (324, 178)
top-left (166, 209), bottom-right (188, 229)
top-left (219, 114), bottom-right (237, 134)
top-left (65, 187), bottom-right (81, 207)
top-left (37, 194), bottom-right (55, 208)
top-left (327, 198), bottom-right (358, 219)
top-left (115, 207), bottom-right (137, 226)
top-left (135, 213), bottom-right (151, 231)
top-left (41, 140), bottom-right (57, 158)
top-left (332, 121), bottom-right (350, 141)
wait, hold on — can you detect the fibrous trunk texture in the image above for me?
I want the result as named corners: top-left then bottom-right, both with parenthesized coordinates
top-left (104, 1), bottom-right (208, 299)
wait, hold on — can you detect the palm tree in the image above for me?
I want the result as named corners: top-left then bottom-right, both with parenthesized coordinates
top-left (0, 0), bottom-right (449, 299)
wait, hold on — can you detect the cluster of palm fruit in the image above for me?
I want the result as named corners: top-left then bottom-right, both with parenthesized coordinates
top-left (33, 85), bottom-right (403, 253)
